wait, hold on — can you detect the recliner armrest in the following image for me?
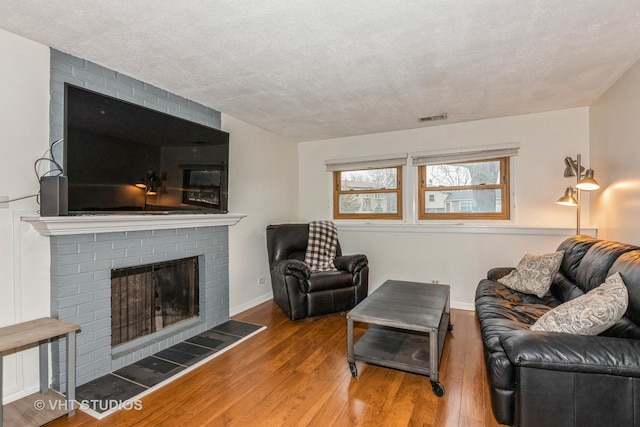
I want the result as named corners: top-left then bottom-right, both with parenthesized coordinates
top-left (487, 267), bottom-right (515, 281)
top-left (333, 254), bottom-right (368, 274)
top-left (500, 330), bottom-right (640, 377)
top-left (272, 259), bottom-right (311, 280)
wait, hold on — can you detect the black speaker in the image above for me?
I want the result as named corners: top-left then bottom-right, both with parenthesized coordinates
top-left (40, 175), bottom-right (68, 216)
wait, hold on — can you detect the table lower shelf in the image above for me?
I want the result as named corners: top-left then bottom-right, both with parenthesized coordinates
top-left (353, 325), bottom-right (438, 376)
top-left (3, 389), bottom-right (75, 427)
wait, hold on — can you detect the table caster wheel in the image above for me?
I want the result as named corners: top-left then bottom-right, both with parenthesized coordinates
top-left (349, 362), bottom-right (358, 378)
top-left (448, 323), bottom-right (454, 332)
top-left (431, 381), bottom-right (445, 397)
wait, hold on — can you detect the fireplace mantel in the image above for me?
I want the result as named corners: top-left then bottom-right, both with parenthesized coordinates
top-left (22, 213), bottom-right (246, 236)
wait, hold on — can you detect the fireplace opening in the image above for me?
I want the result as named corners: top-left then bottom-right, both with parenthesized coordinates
top-left (111, 257), bottom-right (199, 347)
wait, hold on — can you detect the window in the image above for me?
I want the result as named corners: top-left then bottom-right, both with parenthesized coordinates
top-left (333, 166), bottom-right (403, 219)
top-left (417, 157), bottom-right (510, 220)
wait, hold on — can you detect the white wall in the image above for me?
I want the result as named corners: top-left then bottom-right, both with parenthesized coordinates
top-left (298, 108), bottom-right (591, 308)
top-left (590, 58), bottom-right (640, 244)
top-left (223, 114), bottom-right (299, 315)
top-left (0, 29), bottom-right (52, 403)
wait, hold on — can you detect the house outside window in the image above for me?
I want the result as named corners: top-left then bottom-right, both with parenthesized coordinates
top-left (417, 157), bottom-right (510, 220)
top-left (325, 153), bottom-right (407, 220)
top-left (332, 166), bottom-right (403, 219)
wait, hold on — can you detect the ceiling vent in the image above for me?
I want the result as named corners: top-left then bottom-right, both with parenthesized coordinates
top-left (418, 114), bottom-right (448, 122)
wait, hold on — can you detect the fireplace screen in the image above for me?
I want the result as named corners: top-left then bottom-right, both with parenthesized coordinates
top-left (111, 257), bottom-right (199, 346)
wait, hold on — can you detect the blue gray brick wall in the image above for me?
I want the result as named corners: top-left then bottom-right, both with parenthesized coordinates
top-left (50, 226), bottom-right (229, 391)
top-left (48, 49), bottom-right (228, 391)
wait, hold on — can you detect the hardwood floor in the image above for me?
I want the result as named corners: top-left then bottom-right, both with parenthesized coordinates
top-left (46, 301), bottom-right (503, 426)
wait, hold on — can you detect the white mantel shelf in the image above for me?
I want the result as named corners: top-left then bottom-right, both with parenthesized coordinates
top-left (22, 213), bottom-right (246, 236)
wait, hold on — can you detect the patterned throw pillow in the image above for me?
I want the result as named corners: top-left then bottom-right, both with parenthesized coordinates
top-left (531, 272), bottom-right (629, 335)
top-left (498, 251), bottom-right (564, 298)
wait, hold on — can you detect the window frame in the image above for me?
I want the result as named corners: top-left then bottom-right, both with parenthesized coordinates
top-left (417, 157), bottom-right (510, 220)
top-left (333, 166), bottom-right (403, 220)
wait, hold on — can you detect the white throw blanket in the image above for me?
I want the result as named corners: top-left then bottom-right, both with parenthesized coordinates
top-left (305, 220), bottom-right (338, 272)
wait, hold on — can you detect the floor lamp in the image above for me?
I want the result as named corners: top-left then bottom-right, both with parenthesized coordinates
top-left (556, 154), bottom-right (600, 234)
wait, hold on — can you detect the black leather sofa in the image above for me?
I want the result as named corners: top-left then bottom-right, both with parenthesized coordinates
top-left (266, 223), bottom-right (369, 320)
top-left (475, 234), bottom-right (640, 427)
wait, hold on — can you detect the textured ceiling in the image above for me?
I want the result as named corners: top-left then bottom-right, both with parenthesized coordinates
top-left (2, 1), bottom-right (640, 141)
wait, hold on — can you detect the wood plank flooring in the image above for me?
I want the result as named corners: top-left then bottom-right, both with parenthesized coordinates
top-left (46, 301), bottom-right (503, 426)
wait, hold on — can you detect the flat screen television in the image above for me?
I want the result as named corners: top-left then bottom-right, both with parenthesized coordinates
top-left (62, 84), bottom-right (229, 214)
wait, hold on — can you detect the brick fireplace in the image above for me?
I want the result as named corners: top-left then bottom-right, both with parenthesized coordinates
top-left (24, 214), bottom-right (244, 392)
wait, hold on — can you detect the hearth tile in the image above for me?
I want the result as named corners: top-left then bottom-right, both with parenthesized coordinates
top-left (213, 320), bottom-right (263, 337)
top-left (154, 342), bottom-right (216, 366)
top-left (185, 334), bottom-right (226, 350)
top-left (75, 373), bottom-right (146, 413)
top-left (114, 356), bottom-right (185, 388)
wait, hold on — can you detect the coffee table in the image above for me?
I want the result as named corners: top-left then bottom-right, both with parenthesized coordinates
top-left (346, 279), bottom-right (451, 396)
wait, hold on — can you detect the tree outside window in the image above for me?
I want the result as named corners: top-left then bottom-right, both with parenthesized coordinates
top-left (418, 157), bottom-right (510, 220)
top-left (334, 166), bottom-right (403, 219)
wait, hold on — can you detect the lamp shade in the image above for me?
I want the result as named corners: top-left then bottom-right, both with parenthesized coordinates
top-left (556, 187), bottom-right (578, 206)
top-left (563, 157), bottom-right (577, 177)
top-left (576, 169), bottom-right (600, 191)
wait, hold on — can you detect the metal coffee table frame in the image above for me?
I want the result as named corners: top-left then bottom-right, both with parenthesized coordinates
top-left (347, 280), bottom-right (452, 397)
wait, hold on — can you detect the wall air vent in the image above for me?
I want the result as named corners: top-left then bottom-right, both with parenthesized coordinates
top-left (418, 114), bottom-right (448, 122)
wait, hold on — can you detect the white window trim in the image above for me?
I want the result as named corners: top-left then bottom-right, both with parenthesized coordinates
top-left (325, 153), bottom-right (408, 171)
top-left (410, 142), bottom-right (520, 166)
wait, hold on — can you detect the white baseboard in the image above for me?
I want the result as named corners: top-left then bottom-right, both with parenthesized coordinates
top-left (230, 292), bottom-right (273, 317)
top-left (451, 301), bottom-right (475, 311)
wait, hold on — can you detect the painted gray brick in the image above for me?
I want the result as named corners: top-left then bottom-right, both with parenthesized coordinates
top-left (167, 92), bottom-right (189, 106)
top-left (86, 62), bottom-right (117, 79)
top-left (58, 292), bottom-right (94, 309)
top-left (153, 243), bottom-right (178, 254)
top-left (141, 236), bottom-right (167, 247)
top-left (77, 300), bottom-right (109, 315)
top-left (140, 254), bottom-right (166, 264)
top-left (78, 241), bottom-right (113, 253)
top-left (95, 232), bottom-right (126, 242)
top-left (54, 234), bottom-right (96, 245)
top-left (51, 264), bottom-right (80, 277)
top-left (115, 73), bottom-right (145, 90)
top-left (144, 83), bottom-right (168, 99)
top-left (158, 97), bottom-right (181, 115)
top-left (176, 241), bottom-right (198, 251)
top-left (132, 87), bottom-right (159, 104)
top-left (57, 306), bottom-right (77, 319)
top-left (153, 228), bottom-right (178, 237)
top-left (72, 66), bottom-right (107, 84)
top-left (53, 252), bottom-right (94, 266)
top-left (54, 50), bottom-right (85, 66)
top-left (124, 246), bottom-right (152, 257)
top-left (78, 260), bottom-right (112, 274)
top-left (125, 230), bottom-right (154, 239)
top-left (105, 77), bottom-right (134, 95)
top-left (94, 248), bottom-right (126, 261)
top-left (51, 59), bottom-right (73, 75)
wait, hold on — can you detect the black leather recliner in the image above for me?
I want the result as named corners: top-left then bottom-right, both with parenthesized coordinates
top-left (475, 235), bottom-right (640, 427)
top-left (266, 223), bottom-right (369, 320)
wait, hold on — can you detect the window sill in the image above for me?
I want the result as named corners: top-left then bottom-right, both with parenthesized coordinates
top-left (335, 222), bottom-right (597, 236)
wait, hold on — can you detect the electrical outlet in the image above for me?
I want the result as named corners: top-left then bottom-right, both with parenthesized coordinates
top-left (258, 276), bottom-right (266, 285)
top-left (0, 196), bottom-right (8, 209)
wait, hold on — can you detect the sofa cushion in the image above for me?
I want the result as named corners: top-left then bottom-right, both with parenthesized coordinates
top-left (575, 240), bottom-right (638, 293)
top-left (475, 280), bottom-right (556, 325)
top-left (531, 272), bottom-right (629, 335)
top-left (608, 249), bottom-right (640, 327)
top-left (498, 251), bottom-right (564, 298)
top-left (555, 234), bottom-right (599, 284)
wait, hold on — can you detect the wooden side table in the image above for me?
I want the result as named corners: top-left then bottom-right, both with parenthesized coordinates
top-left (0, 318), bottom-right (80, 427)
